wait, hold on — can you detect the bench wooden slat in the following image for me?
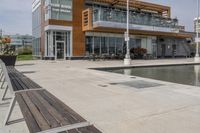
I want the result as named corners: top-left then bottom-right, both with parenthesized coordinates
top-left (16, 93), bottom-right (41, 133)
top-left (21, 92), bottom-right (50, 130)
top-left (11, 78), bottom-right (23, 91)
top-left (8, 66), bottom-right (41, 91)
top-left (32, 91), bottom-right (70, 126)
top-left (42, 90), bottom-right (86, 123)
top-left (15, 78), bottom-right (29, 90)
top-left (23, 78), bottom-right (40, 88)
top-left (25, 77), bottom-right (41, 88)
top-left (39, 90), bottom-right (86, 124)
top-left (27, 91), bottom-right (61, 128)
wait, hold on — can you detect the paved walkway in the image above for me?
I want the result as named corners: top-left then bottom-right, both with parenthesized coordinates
top-left (0, 58), bottom-right (200, 133)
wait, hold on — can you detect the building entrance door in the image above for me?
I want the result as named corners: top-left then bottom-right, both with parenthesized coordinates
top-left (161, 44), bottom-right (166, 58)
top-left (56, 41), bottom-right (65, 60)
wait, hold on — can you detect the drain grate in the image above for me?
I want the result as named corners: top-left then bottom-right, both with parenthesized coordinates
top-left (21, 71), bottom-right (36, 74)
top-left (109, 83), bottom-right (118, 85)
top-left (98, 84), bottom-right (108, 87)
top-left (110, 80), bottom-right (163, 89)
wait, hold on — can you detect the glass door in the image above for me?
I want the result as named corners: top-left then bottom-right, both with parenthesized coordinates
top-left (56, 41), bottom-right (65, 59)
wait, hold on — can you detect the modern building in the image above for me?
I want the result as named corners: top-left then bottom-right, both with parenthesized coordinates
top-left (32, 0), bottom-right (193, 60)
top-left (4, 34), bottom-right (33, 49)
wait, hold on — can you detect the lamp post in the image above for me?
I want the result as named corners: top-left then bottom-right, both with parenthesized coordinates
top-left (195, 0), bottom-right (200, 62)
top-left (124, 0), bottom-right (131, 65)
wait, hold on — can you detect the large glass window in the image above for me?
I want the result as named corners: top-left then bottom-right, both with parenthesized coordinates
top-left (116, 38), bottom-right (123, 55)
top-left (94, 37), bottom-right (100, 55)
top-left (85, 35), bottom-right (154, 57)
top-left (86, 36), bottom-right (93, 54)
top-left (45, 0), bottom-right (72, 21)
top-left (108, 37), bottom-right (115, 55)
top-left (101, 37), bottom-right (108, 54)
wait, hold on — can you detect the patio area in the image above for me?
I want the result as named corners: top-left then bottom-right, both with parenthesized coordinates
top-left (0, 58), bottom-right (200, 133)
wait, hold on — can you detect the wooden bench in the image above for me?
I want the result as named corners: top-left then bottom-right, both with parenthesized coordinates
top-left (9, 90), bottom-right (102, 133)
top-left (0, 61), bottom-right (103, 133)
top-left (1, 65), bottom-right (42, 100)
top-left (7, 66), bottom-right (41, 91)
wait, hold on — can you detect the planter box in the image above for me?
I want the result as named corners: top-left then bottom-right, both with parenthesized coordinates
top-left (0, 55), bottom-right (17, 66)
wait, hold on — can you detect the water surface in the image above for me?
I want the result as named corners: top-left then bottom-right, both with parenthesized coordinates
top-left (106, 65), bottom-right (200, 87)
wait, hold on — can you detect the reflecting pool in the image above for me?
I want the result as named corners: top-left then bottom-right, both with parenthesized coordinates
top-left (106, 65), bottom-right (200, 87)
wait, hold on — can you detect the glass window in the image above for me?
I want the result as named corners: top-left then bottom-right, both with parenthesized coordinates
top-left (94, 37), bottom-right (100, 55)
top-left (51, 0), bottom-right (58, 4)
top-left (46, 0), bottom-right (72, 21)
top-left (93, 8), bottom-right (99, 22)
top-left (86, 36), bottom-right (93, 54)
top-left (109, 37), bottom-right (116, 55)
top-left (51, 8), bottom-right (59, 19)
top-left (116, 38), bottom-right (123, 55)
top-left (136, 39), bottom-right (141, 48)
top-left (60, 0), bottom-right (68, 5)
top-left (101, 37), bottom-right (108, 54)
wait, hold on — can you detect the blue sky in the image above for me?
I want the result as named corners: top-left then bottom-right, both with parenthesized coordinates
top-left (0, 0), bottom-right (197, 35)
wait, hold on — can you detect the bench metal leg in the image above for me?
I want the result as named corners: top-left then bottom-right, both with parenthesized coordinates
top-left (4, 96), bottom-right (17, 126)
top-left (0, 78), bottom-right (5, 89)
top-left (0, 70), bottom-right (3, 78)
top-left (2, 85), bottom-right (9, 100)
top-left (0, 68), bottom-right (4, 78)
top-left (37, 122), bottom-right (91, 133)
top-left (0, 74), bottom-right (3, 82)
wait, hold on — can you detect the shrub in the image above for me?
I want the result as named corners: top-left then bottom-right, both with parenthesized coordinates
top-left (17, 46), bottom-right (32, 55)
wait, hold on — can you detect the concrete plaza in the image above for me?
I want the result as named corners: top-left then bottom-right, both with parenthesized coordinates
top-left (0, 58), bottom-right (200, 133)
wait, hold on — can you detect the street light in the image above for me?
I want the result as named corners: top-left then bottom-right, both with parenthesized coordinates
top-left (124, 0), bottom-right (131, 65)
top-left (195, 0), bottom-right (200, 62)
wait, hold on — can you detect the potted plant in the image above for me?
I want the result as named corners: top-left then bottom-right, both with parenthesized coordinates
top-left (0, 36), bottom-right (17, 66)
top-left (130, 47), bottom-right (147, 59)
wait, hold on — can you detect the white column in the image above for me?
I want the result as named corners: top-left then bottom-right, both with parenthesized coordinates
top-left (124, 0), bottom-right (131, 65)
top-left (195, 0), bottom-right (200, 62)
top-left (45, 32), bottom-right (47, 57)
top-left (50, 30), bottom-right (54, 58)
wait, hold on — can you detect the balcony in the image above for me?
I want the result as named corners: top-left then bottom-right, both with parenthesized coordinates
top-left (82, 7), bottom-right (180, 33)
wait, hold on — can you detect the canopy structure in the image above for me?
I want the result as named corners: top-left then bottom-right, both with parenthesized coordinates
top-left (87, 0), bottom-right (171, 17)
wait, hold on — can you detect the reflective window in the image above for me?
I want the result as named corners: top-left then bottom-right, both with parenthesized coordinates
top-left (94, 37), bottom-right (100, 55)
top-left (101, 37), bottom-right (108, 54)
top-left (85, 34), bottom-right (154, 58)
top-left (45, 0), bottom-right (72, 21)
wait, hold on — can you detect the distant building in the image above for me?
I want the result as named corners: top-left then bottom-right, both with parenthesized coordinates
top-left (4, 34), bottom-right (33, 49)
top-left (194, 17), bottom-right (200, 32)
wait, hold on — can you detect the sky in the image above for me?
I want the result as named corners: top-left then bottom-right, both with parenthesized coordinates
top-left (0, 0), bottom-right (32, 35)
top-left (0, 0), bottom-right (198, 35)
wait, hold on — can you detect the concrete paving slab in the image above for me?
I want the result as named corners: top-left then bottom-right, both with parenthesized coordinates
top-left (0, 59), bottom-right (200, 133)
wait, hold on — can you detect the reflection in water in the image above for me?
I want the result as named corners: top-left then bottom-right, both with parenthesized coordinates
top-left (124, 69), bottom-right (131, 75)
top-left (107, 65), bottom-right (200, 87)
top-left (194, 65), bottom-right (200, 86)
